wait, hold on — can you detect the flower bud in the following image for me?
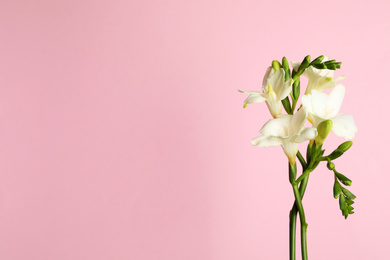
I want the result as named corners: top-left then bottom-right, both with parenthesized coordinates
top-left (337, 141), bottom-right (353, 152)
top-left (327, 161), bottom-right (335, 170)
top-left (315, 120), bottom-right (333, 145)
top-left (272, 60), bottom-right (281, 71)
top-left (327, 149), bottom-right (344, 160)
top-left (310, 55), bottom-right (324, 65)
top-left (333, 181), bottom-right (342, 199)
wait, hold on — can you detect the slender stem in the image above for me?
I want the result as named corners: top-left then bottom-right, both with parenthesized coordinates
top-left (297, 151), bottom-right (307, 169)
top-left (289, 151), bottom-right (310, 260)
top-left (289, 208), bottom-right (297, 260)
top-left (292, 183), bottom-right (308, 260)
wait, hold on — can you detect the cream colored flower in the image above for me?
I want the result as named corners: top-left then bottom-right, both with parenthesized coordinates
top-left (239, 67), bottom-right (293, 117)
top-left (301, 85), bottom-right (357, 140)
top-left (251, 107), bottom-right (317, 164)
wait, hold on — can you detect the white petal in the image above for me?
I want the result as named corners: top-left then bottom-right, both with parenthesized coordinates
top-left (277, 78), bottom-right (293, 101)
top-left (309, 90), bottom-right (328, 117)
top-left (281, 140), bottom-right (298, 164)
top-left (265, 100), bottom-right (282, 117)
top-left (334, 75), bottom-right (345, 82)
top-left (267, 69), bottom-right (285, 96)
top-left (238, 89), bottom-right (261, 95)
top-left (331, 113), bottom-right (357, 140)
top-left (294, 127), bottom-right (318, 143)
top-left (262, 67), bottom-right (272, 90)
top-left (326, 85), bottom-right (345, 117)
top-left (308, 114), bottom-right (326, 128)
top-left (243, 94), bottom-right (267, 104)
top-left (251, 135), bottom-right (282, 147)
top-left (291, 61), bottom-right (301, 72)
top-left (290, 107), bottom-right (307, 135)
top-left (301, 94), bottom-right (313, 113)
top-left (260, 115), bottom-right (291, 137)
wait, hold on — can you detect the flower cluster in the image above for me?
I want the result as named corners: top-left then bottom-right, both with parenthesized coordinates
top-left (239, 55), bottom-right (358, 259)
top-left (239, 55), bottom-right (357, 165)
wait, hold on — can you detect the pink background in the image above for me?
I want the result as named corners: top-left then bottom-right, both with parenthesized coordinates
top-left (0, 0), bottom-right (389, 259)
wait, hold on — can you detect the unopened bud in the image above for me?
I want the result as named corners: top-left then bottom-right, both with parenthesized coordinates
top-left (327, 161), bottom-right (335, 170)
top-left (272, 60), bottom-right (281, 71)
top-left (315, 120), bottom-right (333, 145)
top-left (337, 141), bottom-right (353, 152)
top-left (310, 55), bottom-right (324, 65)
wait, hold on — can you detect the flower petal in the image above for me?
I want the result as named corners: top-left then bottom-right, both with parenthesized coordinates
top-left (281, 140), bottom-right (298, 164)
top-left (238, 89), bottom-right (261, 95)
top-left (243, 94), bottom-right (267, 104)
top-left (291, 61), bottom-right (301, 72)
top-left (307, 90), bottom-right (328, 117)
top-left (251, 135), bottom-right (282, 147)
top-left (267, 69), bottom-right (285, 96)
top-left (331, 113), bottom-right (357, 140)
top-left (294, 127), bottom-right (318, 143)
top-left (327, 85), bottom-right (345, 117)
top-left (277, 78), bottom-right (293, 101)
top-left (262, 67), bottom-right (272, 90)
top-left (260, 115), bottom-right (291, 137)
top-left (290, 107), bottom-right (307, 135)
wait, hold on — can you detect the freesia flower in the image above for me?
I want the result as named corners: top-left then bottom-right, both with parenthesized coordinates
top-left (292, 56), bottom-right (345, 94)
top-left (239, 67), bottom-right (293, 117)
top-left (301, 85), bottom-right (357, 140)
top-left (251, 107), bottom-right (317, 165)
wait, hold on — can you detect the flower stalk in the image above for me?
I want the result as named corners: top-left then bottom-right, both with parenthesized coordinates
top-left (239, 55), bottom-right (357, 260)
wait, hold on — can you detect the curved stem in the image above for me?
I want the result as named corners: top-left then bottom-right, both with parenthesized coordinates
top-left (289, 174), bottom-right (309, 260)
top-left (292, 183), bottom-right (308, 260)
top-left (289, 151), bottom-right (310, 260)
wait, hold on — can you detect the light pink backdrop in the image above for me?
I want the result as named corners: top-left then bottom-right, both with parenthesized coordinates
top-left (0, 0), bottom-right (389, 259)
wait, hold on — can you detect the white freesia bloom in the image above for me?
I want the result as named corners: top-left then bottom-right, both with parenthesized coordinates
top-left (251, 107), bottom-right (317, 165)
top-left (292, 56), bottom-right (345, 94)
top-left (301, 85), bottom-right (357, 140)
top-left (239, 67), bottom-right (293, 117)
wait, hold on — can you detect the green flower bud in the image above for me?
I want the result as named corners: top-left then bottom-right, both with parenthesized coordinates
top-left (312, 63), bottom-right (327, 70)
top-left (282, 57), bottom-right (291, 81)
top-left (339, 194), bottom-right (346, 210)
top-left (327, 161), bottom-right (335, 170)
top-left (325, 63), bottom-right (336, 70)
top-left (323, 59), bottom-right (336, 66)
top-left (341, 187), bottom-right (356, 200)
top-left (292, 80), bottom-right (300, 100)
top-left (337, 141), bottom-right (353, 152)
top-left (310, 55), bottom-right (324, 65)
top-left (272, 60), bottom-right (281, 71)
top-left (334, 181), bottom-right (342, 199)
top-left (293, 55), bottom-right (311, 80)
top-left (335, 171), bottom-right (352, 186)
top-left (315, 120), bottom-right (333, 145)
top-left (327, 149), bottom-right (344, 160)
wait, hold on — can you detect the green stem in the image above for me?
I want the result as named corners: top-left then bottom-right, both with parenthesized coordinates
top-left (289, 153), bottom-right (308, 260)
top-left (292, 183), bottom-right (308, 260)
